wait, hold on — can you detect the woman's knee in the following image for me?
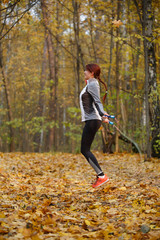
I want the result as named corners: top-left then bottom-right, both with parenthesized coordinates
top-left (81, 145), bottom-right (88, 156)
top-left (81, 146), bottom-right (85, 156)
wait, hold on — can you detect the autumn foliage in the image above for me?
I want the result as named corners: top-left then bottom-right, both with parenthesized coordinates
top-left (0, 152), bottom-right (159, 239)
top-left (0, 0), bottom-right (159, 158)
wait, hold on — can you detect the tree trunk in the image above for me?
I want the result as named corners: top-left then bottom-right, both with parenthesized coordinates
top-left (72, 0), bottom-right (80, 106)
top-left (41, 0), bottom-right (56, 151)
top-left (0, 53), bottom-right (14, 152)
top-left (88, 1), bottom-right (97, 62)
top-left (34, 37), bottom-right (47, 152)
top-left (107, 17), bottom-right (114, 93)
top-left (141, 0), bottom-right (159, 159)
top-left (121, 0), bottom-right (129, 134)
top-left (133, 0), bottom-right (159, 159)
top-left (54, 1), bottom-right (60, 151)
top-left (115, 0), bottom-right (121, 153)
top-left (0, 2), bottom-right (14, 151)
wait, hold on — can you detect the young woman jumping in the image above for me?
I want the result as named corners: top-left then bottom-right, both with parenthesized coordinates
top-left (80, 63), bottom-right (110, 188)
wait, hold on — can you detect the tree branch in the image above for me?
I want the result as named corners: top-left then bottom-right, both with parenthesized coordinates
top-left (42, 21), bottom-right (78, 62)
top-left (96, 26), bottom-right (144, 56)
top-left (132, 0), bottom-right (143, 24)
top-left (0, 0), bottom-right (20, 12)
top-left (56, 0), bottom-right (73, 13)
top-left (0, 0), bottom-right (39, 41)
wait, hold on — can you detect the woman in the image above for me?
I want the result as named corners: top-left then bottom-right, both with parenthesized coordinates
top-left (80, 63), bottom-right (110, 188)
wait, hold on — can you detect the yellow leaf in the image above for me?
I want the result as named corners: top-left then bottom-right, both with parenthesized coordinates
top-left (103, 223), bottom-right (115, 239)
top-left (19, 228), bottom-right (32, 237)
top-left (43, 198), bottom-right (52, 206)
top-left (84, 220), bottom-right (92, 226)
top-left (119, 187), bottom-right (126, 191)
top-left (145, 209), bottom-right (157, 214)
top-left (0, 213), bottom-right (5, 218)
top-left (24, 213), bottom-right (31, 219)
top-left (31, 235), bottom-right (42, 240)
top-left (67, 225), bottom-right (82, 234)
top-left (107, 208), bottom-right (118, 215)
top-left (43, 216), bottom-right (57, 226)
top-left (43, 225), bottom-right (55, 233)
top-left (152, 187), bottom-right (160, 196)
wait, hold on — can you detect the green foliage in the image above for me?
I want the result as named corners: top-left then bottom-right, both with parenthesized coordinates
top-left (6, 118), bottom-right (23, 129)
top-left (67, 107), bottom-right (81, 120)
top-left (152, 133), bottom-right (160, 156)
top-left (25, 117), bottom-right (45, 135)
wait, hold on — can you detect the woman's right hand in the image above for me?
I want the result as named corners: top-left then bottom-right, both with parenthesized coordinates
top-left (102, 114), bottom-right (109, 124)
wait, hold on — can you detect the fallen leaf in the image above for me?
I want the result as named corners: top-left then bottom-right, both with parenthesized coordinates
top-left (118, 187), bottom-right (126, 191)
top-left (0, 152), bottom-right (159, 239)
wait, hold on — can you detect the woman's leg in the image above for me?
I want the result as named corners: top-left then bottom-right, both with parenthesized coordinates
top-left (81, 120), bottom-right (104, 176)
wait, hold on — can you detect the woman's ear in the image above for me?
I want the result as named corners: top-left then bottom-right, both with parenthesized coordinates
top-left (91, 72), bottom-right (94, 77)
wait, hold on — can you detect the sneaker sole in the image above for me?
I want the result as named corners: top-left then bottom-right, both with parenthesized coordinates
top-left (93, 178), bottom-right (110, 188)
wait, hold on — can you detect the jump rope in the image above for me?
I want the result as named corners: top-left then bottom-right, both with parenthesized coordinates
top-left (104, 114), bottom-right (143, 161)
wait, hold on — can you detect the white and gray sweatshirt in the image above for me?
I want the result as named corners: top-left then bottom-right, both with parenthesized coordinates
top-left (80, 78), bottom-right (106, 122)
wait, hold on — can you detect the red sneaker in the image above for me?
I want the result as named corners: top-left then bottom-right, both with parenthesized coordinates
top-left (92, 174), bottom-right (109, 188)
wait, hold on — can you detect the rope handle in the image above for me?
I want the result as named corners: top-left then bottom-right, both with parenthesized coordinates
top-left (104, 114), bottom-right (116, 125)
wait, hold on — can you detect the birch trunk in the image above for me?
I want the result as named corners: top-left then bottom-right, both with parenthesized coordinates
top-left (39, 38), bottom-right (47, 152)
top-left (142, 0), bottom-right (159, 159)
top-left (133, 0), bottom-right (159, 159)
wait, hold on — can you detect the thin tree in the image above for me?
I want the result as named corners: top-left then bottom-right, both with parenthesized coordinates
top-left (115, 0), bottom-right (121, 152)
top-left (0, 0), bottom-right (14, 151)
top-left (72, 0), bottom-right (81, 106)
top-left (41, 0), bottom-right (56, 151)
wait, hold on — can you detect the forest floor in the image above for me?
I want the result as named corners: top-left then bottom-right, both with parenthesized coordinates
top-left (0, 152), bottom-right (159, 240)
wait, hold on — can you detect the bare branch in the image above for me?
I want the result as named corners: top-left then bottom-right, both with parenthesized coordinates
top-left (56, 0), bottom-right (73, 13)
top-left (42, 21), bottom-right (77, 61)
top-left (132, 0), bottom-right (143, 24)
top-left (0, 0), bottom-right (20, 12)
top-left (0, 0), bottom-right (18, 36)
top-left (0, 0), bottom-right (39, 41)
top-left (96, 27), bottom-right (144, 56)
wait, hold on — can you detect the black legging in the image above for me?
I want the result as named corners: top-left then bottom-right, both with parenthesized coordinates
top-left (81, 119), bottom-right (103, 175)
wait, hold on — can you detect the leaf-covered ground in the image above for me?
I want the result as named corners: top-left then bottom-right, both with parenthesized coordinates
top-left (0, 152), bottom-right (159, 240)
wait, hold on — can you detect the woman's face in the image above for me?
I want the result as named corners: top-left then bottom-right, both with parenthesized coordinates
top-left (84, 70), bottom-right (94, 81)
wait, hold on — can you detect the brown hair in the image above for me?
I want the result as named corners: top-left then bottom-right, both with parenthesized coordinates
top-left (85, 64), bottom-right (107, 103)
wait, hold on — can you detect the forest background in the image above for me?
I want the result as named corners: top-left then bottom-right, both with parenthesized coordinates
top-left (0, 0), bottom-right (160, 160)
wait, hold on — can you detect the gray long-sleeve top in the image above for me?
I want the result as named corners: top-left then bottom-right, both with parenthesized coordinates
top-left (79, 78), bottom-right (106, 122)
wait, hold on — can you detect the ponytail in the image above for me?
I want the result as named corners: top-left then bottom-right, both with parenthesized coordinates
top-left (97, 76), bottom-right (107, 104)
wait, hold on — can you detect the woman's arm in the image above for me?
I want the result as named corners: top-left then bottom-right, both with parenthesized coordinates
top-left (87, 81), bottom-right (108, 117)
